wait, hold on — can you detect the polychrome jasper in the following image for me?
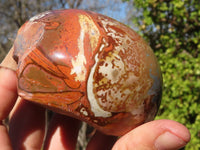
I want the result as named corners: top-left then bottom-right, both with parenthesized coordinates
top-left (13, 9), bottom-right (162, 136)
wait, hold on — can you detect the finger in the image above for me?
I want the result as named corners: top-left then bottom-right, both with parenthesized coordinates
top-left (86, 131), bottom-right (117, 150)
top-left (0, 123), bottom-right (12, 150)
top-left (3, 48), bottom-right (46, 150)
top-left (112, 119), bottom-right (191, 150)
top-left (43, 113), bottom-right (81, 150)
top-left (0, 67), bottom-right (17, 120)
top-left (9, 100), bottom-right (46, 150)
top-left (0, 65), bottom-right (18, 150)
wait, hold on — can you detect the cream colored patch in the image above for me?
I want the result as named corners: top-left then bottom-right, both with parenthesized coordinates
top-left (71, 54), bottom-right (86, 82)
top-left (99, 53), bottom-right (125, 84)
top-left (80, 107), bottom-right (88, 116)
top-left (78, 14), bottom-right (100, 53)
top-left (71, 14), bottom-right (100, 81)
top-left (29, 11), bottom-right (51, 22)
top-left (87, 48), bottom-right (112, 118)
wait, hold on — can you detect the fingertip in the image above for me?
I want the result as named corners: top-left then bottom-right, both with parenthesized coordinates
top-left (0, 66), bottom-right (17, 91)
top-left (156, 119), bottom-right (191, 143)
top-left (112, 119), bottom-right (190, 150)
top-left (155, 131), bottom-right (187, 150)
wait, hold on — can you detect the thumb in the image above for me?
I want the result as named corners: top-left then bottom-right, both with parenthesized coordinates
top-left (112, 119), bottom-right (190, 150)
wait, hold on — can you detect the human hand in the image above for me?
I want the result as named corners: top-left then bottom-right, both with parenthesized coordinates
top-left (0, 48), bottom-right (190, 150)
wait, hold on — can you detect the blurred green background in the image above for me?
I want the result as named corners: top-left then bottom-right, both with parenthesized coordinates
top-left (0, 0), bottom-right (199, 149)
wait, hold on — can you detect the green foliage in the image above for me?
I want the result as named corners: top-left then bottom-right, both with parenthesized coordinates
top-left (130, 0), bottom-right (200, 149)
top-left (156, 51), bottom-right (200, 149)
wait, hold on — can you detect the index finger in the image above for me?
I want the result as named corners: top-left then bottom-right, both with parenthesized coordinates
top-left (0, 48), bottom-right (18, 120)
top-left (0, 48), bottom-right (18, 150)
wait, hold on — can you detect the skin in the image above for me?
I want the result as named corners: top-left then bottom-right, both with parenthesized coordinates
top-left (0, 48), bottom-right (191, 150)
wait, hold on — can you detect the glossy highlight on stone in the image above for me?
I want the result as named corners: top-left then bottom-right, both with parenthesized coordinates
top-left (13, 9), bottom-right (162, 136)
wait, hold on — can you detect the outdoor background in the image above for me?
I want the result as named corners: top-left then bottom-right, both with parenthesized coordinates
top-left (0, 0), bottom-right (199, 149)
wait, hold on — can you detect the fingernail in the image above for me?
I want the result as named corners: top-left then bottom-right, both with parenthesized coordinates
top-left (0, 66), bottom-right (15, 72)
top-left (0, 66), bottom-right (15, 77)
top-left (155, 132), bottom-right (186, 150)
